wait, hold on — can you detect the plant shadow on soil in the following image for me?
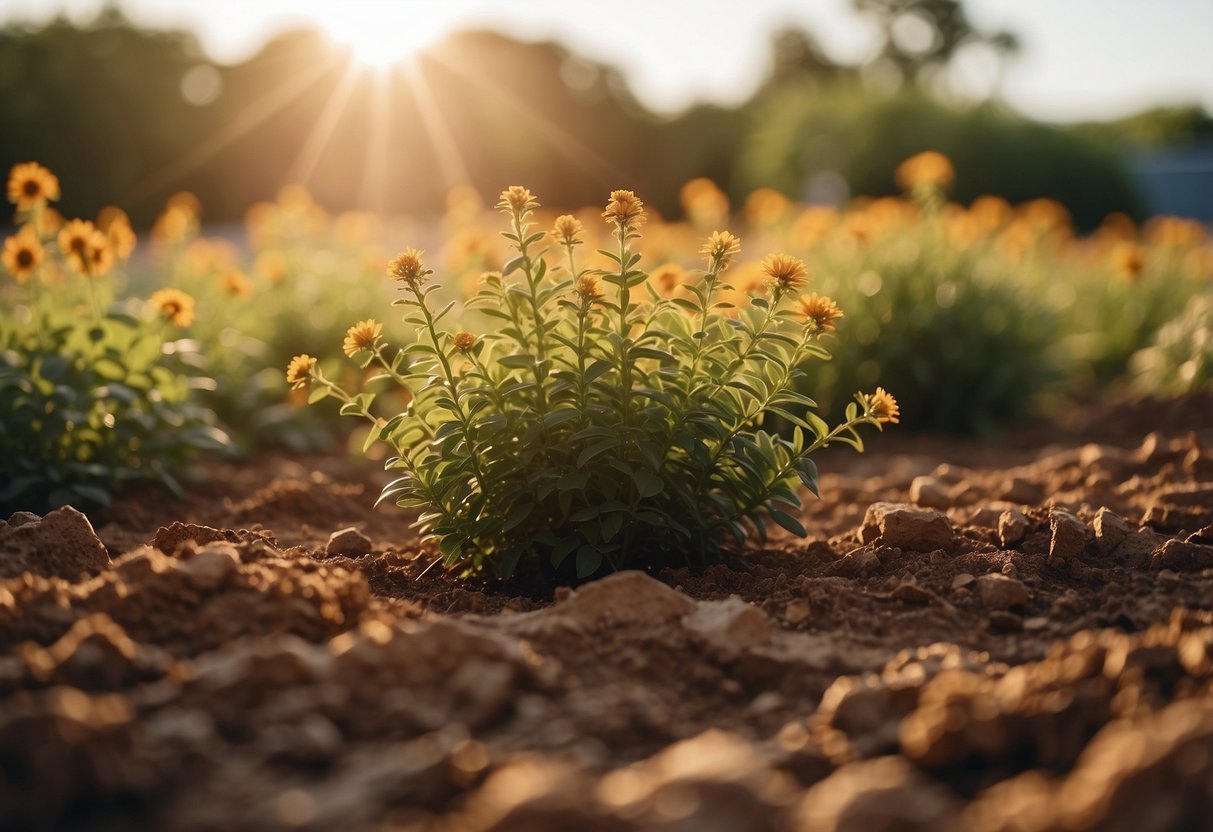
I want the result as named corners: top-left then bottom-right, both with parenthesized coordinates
top-left (2, 392), bottom-right (1212, 830)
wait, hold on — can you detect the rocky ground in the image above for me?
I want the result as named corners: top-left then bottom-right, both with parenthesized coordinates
top-left (2, 393), bottom-right (1212, 831)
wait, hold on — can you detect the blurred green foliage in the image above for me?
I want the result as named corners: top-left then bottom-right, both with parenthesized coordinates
top-left (739, 86), bottom-right (1145, 230)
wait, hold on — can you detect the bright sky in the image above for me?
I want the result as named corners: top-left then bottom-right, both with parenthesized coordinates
top-left (3, 0), bottom-right (1212, 122)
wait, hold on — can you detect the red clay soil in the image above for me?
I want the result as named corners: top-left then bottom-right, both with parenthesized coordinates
top-left (2, 393), bottom-right (1211, 831)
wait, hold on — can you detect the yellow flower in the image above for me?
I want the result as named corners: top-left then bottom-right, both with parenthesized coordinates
top-left (7, 162), bottom-right (60, 210)
top-left (576, 276), bottom-right (603, 305)
top-left (760, 253), bottom-right (808, 295)
top-left (795, 293), bottom-right (844, 332)
top-left (58, 219), bottom-right (97, 274)
top-left (98, 206), bottom-right (137, 260)
top-left (219, 269), bottom-right (253, 297)
top-left (2, 227), bottom-right (44, 283)
top-left (602, 189), bottom-right (646, 232)
top-left (895, 151), bottom-right (955, 190)
top-left (343, 318), bottom-right (383, 357)
top-left (650, 263), bottom-right (685, 298)
top-left (700, 230), bottom-right (741, 270)
top-left (868, 387), bottom-right (900, 425)
top-left (453, 331), bottom-right (477, 352)
top-left (167, 191), bottom-right (202, 217)
top-left (743, 188), bottom-right (791, 227)
top-left (497, 186), bottom-right (538, 217)
top-left (680, 177), bottom-right (729, 226)
top-left (86, 232), bottom-right (114, 277)
top-left (149, 288), bottom-right (196, 327)
top-left (286, 354), bottom-right (317, 386)
top-left (1110, 241), bottom-right (1145, 281)
top-left (552, 214), bottom-right (584, 247)
top-left (388, 248), bottom-right (431, 289)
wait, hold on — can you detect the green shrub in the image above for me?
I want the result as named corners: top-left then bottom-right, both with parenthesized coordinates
top-left (0, 164), bottom-right (227, 512)
top-left (297, 187), bottom-right (897, 578)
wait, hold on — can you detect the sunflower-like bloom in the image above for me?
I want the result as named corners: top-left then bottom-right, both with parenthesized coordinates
top-left (576, 276), bottom-right (603, 305)
top-left (552, 214), bottom-right (583, 247)
top-left (220, 269), bottom-right (253, 297)
top-left (98, 206), bottom-right (137, 260)
top-left (2, 227), bottom-right (44, 283)
top-left (453, 331), bottom-right (477, 352)
top-left (796, 292), bottom-right (844, 333)
top-left (650, 263), bottom-right (685, 298)
top-left (58, 219), bottom-right (97, 273)
top-left (895, 151), bottom-right (955, 191)
top-left (343, 318), bottom-right (383, 357)
top-left (760, 253), bottom-right (808, 295)
top-left (867, 387), bottom-right (900, 425)
top-left (86, 233), bottom-right (114, 277)
top-left (388, 248), bottom-right (431, 290)
top-left (700, 230), bottom-right (741, 271)
top-left (149, 288), bottom-right (196, 327)
top-left (1110, 241), bottom-right (1145, 281)
top-left (7, 162), bottom-right (60, 210)
top-left (286, 354), bottom-right (317, 386)
top-left (602, 189), bottom-right (646, 232)
top-left (497, 186), bottom-right (538, 218)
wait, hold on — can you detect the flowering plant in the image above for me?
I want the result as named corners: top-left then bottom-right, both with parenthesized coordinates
top-left (297, 187), bottom-right (896, 578)
top-left (0, 163), bottom-right (227, 512)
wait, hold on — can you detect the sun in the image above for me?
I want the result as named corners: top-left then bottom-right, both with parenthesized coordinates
top-left (313, 5), bottom-right (455, 68)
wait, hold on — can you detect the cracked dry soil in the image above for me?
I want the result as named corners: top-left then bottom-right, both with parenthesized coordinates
top-left (2, 393), bottom-right (1212, 831)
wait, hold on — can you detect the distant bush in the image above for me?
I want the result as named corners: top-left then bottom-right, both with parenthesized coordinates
top-left (739, 86), bottom-right (1144, 230)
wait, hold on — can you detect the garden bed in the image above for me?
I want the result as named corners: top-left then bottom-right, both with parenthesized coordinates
top-left (2, 392), bottom-right (1212, 830)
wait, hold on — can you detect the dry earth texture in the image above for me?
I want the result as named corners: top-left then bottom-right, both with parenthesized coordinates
top-left (2, 393), bottom-right (1212, 831)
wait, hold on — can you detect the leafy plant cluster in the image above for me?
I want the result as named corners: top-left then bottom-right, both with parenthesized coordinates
top-left (299, 187), bottom-right (896, 578)
top-left (0, 164), bottom-right (227, 513)
top-left (124, 188), bottom-right (400, 453)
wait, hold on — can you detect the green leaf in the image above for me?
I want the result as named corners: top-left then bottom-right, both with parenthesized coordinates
top-left (633, 469), bottom-right (663, 498)
top-left (769, 510), bottom-right (807, 537)
top-left (576, 437), bottom-right (620, 468)
top-left (551, 537), bottom-right (578, 568)
top-left (501, 501), bottom-right (534, 533)
top-left (498, 354), bottom-right (536, 369)
top-left (542, 409), bottom-right (579, 429)
top-left (576, 546), bottom-right (603, 578)
top-left (796, 458), bottom-right (820, 497)
top-left (307, 387), bottom-right (330, 404)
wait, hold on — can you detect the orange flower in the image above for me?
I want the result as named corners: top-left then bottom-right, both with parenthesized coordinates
top-left (760, 253), bottom-right (808, 295)
top-left (453, 331), bottom-right (477, 352)
top-left (700, 230), bottom-right (741, 271)
top-left (650, 263), bottom-right (685, 298)
top-left (343, 319), bottom-right (383, 357)
top-left (58, 219), bottom-right (97, 274)
top-left (86, 233), bottom-right (114, 277)
top-left (497, 186), bottom-right (538, 217)
top-left (7, 162), bottom-right (60, 209)
top-left (98, 206), bottom-right (137, 260)
top-left (219, 269), bottom-right (253, 297)
top-left (576, 276), bottom-right (603, 305)
top-left (552, 214), bottom-right (584, 247)
top-left (602, 189), bottom-right (646, 232)
top-left (388, 248), bottom-right (430, 289)
top-left (286, 354), bottom-right (317, 386)
top-left (895, 151), bottom-right (955, 190)
top-left (149, 288), bottom-right (196, 327)
top-left (2, 227), bottom-right (44, 283)
top-left (795, 293), bottom-right (844, 332)
top-left (868, 387), bottom-right (900, 425)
